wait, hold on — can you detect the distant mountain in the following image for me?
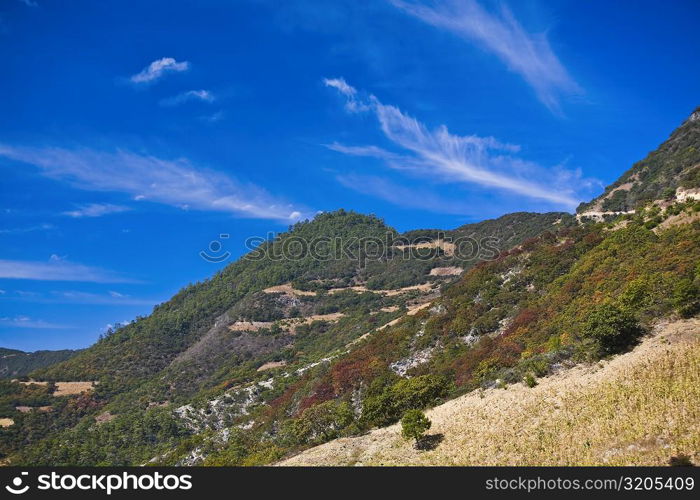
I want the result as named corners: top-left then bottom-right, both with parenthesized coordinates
top-left (0, 348), bottom-right (78, 379)
top-left (578, 107), bottom-right (700, 214)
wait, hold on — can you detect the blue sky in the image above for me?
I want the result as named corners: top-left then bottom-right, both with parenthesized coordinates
top-left (1, 0), bottom-right (698, 351)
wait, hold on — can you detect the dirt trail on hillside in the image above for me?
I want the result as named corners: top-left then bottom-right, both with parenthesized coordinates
top-left (394, 239), bottom-right (456, 256)
top-left (376, 302), bottom-right (434, 331)
top-left (278, 317), bottom-right (700, 466)
top-left (264, 282), bottom-right (436, 297)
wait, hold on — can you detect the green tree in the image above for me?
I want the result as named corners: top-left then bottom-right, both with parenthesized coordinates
top-left (361, 374), bottom-right (451, 427)
top-left (582, 301), bottom-right (642, 355)
top-left (672, 278), bottom-right (700, 318)
top-left (279, 400), bottom-right (353, 446)
top-left (401, 410), bottom-right (431, 447)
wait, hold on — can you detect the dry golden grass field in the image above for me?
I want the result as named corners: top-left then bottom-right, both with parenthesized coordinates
top-left (279, 317), bottom-right (700, 466)
top-left (18, 380), bottom-right (95, 397)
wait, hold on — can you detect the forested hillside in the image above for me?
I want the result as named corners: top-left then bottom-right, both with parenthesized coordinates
top-left (0, 348), bottom-right (77, 379)
top-left (1, 109), bottom-right (698, 467)
top-left (0, 210), bottom-right (566, 464)
top-left (578, 106), bottom-right (700, 214)
top-left (32, 210), bottom-right (566, 389)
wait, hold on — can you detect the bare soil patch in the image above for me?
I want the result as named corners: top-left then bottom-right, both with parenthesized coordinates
top-left (394, 239), bottom-right (456, 256)
top-left (228, 321), bottom-right (274, 332)
top-left (53, 381), bottom-right (95, 397)
top-left (257, 360), bottom-right (288, 372)
top-left (429, 267), bottom-right (462, 276)
top-left (262, 284), bottom-right (316, 296)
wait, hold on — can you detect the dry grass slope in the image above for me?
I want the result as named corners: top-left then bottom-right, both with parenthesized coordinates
top-left (279, 318), bottom-right (700, 466)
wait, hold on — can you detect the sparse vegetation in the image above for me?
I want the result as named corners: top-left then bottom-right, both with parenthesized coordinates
top-left (280, 319), bottom-right (700, 466)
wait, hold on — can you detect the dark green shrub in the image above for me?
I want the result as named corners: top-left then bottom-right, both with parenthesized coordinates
top-left (672, 279), bottom-right (700, 318)
top-left (668, 454), bottom-right (694, 466)
top-left (361, 374), bottom-right (451, 427)
top-left (661, 187), bottom-right (676, 200)
top-left (523, 373), bottom-right (537, 388)
top-left (582, 301), bottom-right (643, 355)
top-left (644, 217), bottom-right (662, 230)
top-left (279, 400), bottom-right (353, 446)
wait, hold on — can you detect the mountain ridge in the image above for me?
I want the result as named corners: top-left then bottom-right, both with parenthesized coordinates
top-left (1, 107), bottom-right (698, 466)
top-left (0, 348), bottom-right (78, 379)
top-left (577, 106), bottom-right (700, 216)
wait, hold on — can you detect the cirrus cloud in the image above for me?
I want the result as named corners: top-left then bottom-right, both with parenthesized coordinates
top-left (130, 57), bottom-right (190, 84)
top-left (62, 203), bottom-right (131, 218)
top-left (324, 78), bottom-right (597, 209)
top-left (160, 89), bottom-right (215, 107)
top-left (390, 0), bottom-right (580, 113)
top-left (0, 143), bottom-right (307, 222)
top-left (0, 256), bottom-right (139, 283)
top-left (0, 316), bottom-right (69, 329)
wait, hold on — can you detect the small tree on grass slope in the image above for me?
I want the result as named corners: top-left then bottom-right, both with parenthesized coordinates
top-left (401, 409), bottom-right (431, 448)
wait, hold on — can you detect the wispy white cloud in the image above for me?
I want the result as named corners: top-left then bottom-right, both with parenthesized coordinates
top-left (337, 173), bottom-right (487, 216)
top-left (390, 0), bottom-right (580, 112)
top-left (325, 143), bottom-right (405, 161)
top-left (323, 78), bottom-right (371, 113)
top-left (101, 320), bottom-right (132, 334)
top-left (0, 257), bottom-right (139, 283)
top-left (325, 78), bottom-right (596, 209)
top-left (130, 57), bottom-right (189, 84)
top-left (0, 223), bottom-right (53, 234)
top-left (0, 288), bottom-right (157, 305)
top-left (160, 89), bottom-right (215, 107)
top-left (62, 203), bottom-right (131, 218)
top-left (0, 316), bottom-right (69, 329)
top-left (48, 290), bottom-right (155, 305)
top-left (0, 144), bottom-right (306, 221)
top-left (19, 0), bottom-right (38, 7)
top-left (200, 110), bottom-right (225, 123)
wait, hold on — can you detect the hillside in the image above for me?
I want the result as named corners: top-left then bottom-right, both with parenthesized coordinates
top-left (279, 318), bottom-right (700, 466)
top-left (577, 107), bottom-right (700, 216)
top-left (31, 210), bottom-right (567, 394)
top-left (0, 210), bottom-right (567, 464)
top-left (10, 200), bottom-right (696, 466)
top-left (1, 109), bottom-right (698, 467)
top-left (0, 348), bottom-right (78, 379)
